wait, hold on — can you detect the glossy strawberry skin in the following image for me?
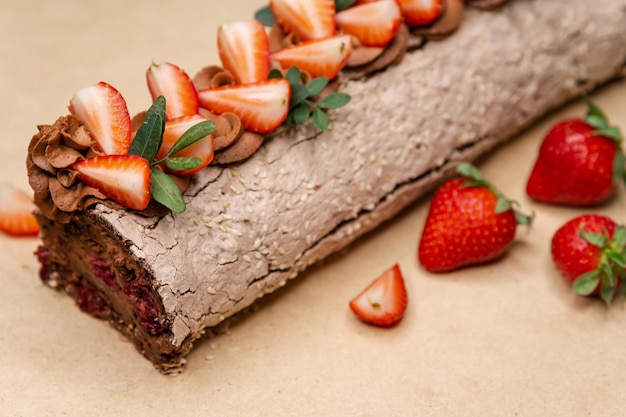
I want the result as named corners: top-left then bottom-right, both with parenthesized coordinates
top-left (526, 119), bottom-right (620, 206)
top-left (418, 177), bottom-right (518, 272)
top-left (551, 214), bottom-right (618, 294)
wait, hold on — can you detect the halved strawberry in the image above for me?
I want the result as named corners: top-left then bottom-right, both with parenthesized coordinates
top-left (72, 155), bottom-right (151, 211)
top-left (270, 0), bottom-right (336, 41)
top-left (146, 62), bottom-right (199, 120)
top-left (218, 19), bottom-right (270, 85)
top-left (335, 0), bottom-right (403, 47)
top-left (155, 114), bottom-right (215, 175)
top-left (197, 79), bottom-right (290, 134)
top-left (69, 82), bottom-right (132, 155)
top-left (0, 183), bottom-right (40, 237)
top-left (270, 34), bottom-right (353, 80)
top-left (349, 263), bottom-right (408, 327)
top-left (398, 0), bottom-right (443, 26)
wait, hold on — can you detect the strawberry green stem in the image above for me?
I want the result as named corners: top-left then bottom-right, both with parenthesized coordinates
top-left (574, 225), bottom-right (626, 304)
top-left (456, 162), bottom-right (534, 226)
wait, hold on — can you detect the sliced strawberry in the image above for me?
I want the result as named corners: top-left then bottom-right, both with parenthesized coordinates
top-left (335, 0), bottom-right (403, 47)
top-left (398, 0), bottom-right (443, 26)
top-left (72, 155), bottom-right (151, 211)
top-left (270, 0), bottom-right (336, 41)
top-left (69, 82), bottom-right (132, 155)
top-left (349, 264), bottom-right (408, 327)
top-left (218, 19), bottom-right (270, 85)
top-left (197, 79), bottom-right (290, 134)
top-left (0, 183), bottom-right (40, 237)
top-left (270, 34), bottom-right (353, 80)
top-left (146, 62), bottom-right (199, 120)
top-left (155, 114), bottom-right (215, 175)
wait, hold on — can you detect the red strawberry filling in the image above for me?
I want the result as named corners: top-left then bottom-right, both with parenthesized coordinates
top-left (34, 211), bottom-right (172, 363)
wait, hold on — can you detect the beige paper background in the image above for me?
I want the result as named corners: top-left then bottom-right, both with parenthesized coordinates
top-left (1, 1), bottom-right (625, 416)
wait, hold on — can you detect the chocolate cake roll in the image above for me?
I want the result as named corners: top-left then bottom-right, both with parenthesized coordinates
top-left (28, 0), bottom-right (626, 373)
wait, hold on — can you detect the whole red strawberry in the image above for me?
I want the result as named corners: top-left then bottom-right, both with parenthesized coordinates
top-left (526, 97), bottom-right (625, 205)
top-left (551, 214), bottom-right (626, 305)
top-left (418, 163), bottom-right (533, 272)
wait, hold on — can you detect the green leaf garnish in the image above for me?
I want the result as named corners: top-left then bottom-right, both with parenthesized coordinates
top-left (126, 96), bottom-right (218, 213)
top-left (290, 84), bottom-right (311, 109)
top-left (335, 0), bottom-right (356, 11)
top-left (293, 103), bottom-right (311, 125)
top-left (269, 66), bottom-right (351, 131)
top-left (144, 95), bottom-right (167, 132)
top-left (254, 5), bottom-right (276, 26)
top-left (129, 113), bottom-right (163, 161)
top-left (285, 66), bottom-right (301, 85)
top-left (166, 120), bottom-right (215, 158)
top-left (319, 92), bottom-right (351, 110)
top-left (165, 157), bottom-right (203, 171)
top-left (307, 76), bottom-right (329, 97)
top-left (129, 96), bottom-right (166, 160)
top-left (150, 168), bottom-right (186, 214)
top-left (312, 108), bottom-right (329, 131)
top-left (268, 68), bottom-right (284, 79)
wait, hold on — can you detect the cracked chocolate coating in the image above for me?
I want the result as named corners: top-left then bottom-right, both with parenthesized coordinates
top-left (34, 0), bottom-right (626, 372)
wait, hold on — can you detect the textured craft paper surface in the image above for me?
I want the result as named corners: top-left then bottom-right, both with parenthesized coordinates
top-left (1, 0), bottom-right (625, 416)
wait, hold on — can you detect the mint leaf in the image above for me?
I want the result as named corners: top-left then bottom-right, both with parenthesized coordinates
top-left (150, 168), bottom-right (186, 213)
top-left (318, 92), bottom-right (351, 109)
top-left (293, 103), bottom-right (310, 125)
top-left (167, 120), bottom-right (215, 158)
top-left (254, 5), bottom-right (276, 26)
top-left (290, 84), bottom-right (311, 109)
top-left (335, 0), bottom-right (356, 11)
top-left (268, 68), bottom-right (283, 79)
top-left (312, 108), bottom-right (329, 131)
top-left (307, 76), bottom-right (329, 97)
top-left (165, 157), bottom-right (202, 171)
top-left (285, 66), bottom-right (301, 85)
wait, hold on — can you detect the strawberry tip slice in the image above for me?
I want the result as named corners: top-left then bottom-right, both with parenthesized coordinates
top-left (0, 183), bottom-right (40, 237)
top-left (349, 263), bottom-right (408, 327)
